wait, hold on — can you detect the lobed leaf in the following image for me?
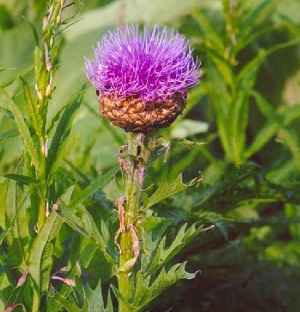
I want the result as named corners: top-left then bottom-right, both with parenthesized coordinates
top-left (131, 262), bottom-right (197, 311)
top-left (84, 280), bottom-right (114, 312)
top-left (145, 175), bottom-right (190, 209)
top-left (145, 223), bottom-right (201, 274)
top-left (59, 204), bottom-right (115, 265)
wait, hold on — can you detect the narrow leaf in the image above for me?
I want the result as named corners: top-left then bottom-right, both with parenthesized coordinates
top-left (47, 87), bottom-right (85, 175)
top-left (69, 166), bottom-right (118, 207)
top-left (28, 212), bottom-right (60, 290)
top-left (4, 174), bottom-right (36, 186)
top-left (0, 87), bottom-right (40, 169)
top-left (245, 122), bottom-right (279, 158)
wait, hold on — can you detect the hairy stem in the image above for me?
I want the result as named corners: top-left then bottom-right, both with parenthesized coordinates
top-left (118, 132), bottom-right (150, 312)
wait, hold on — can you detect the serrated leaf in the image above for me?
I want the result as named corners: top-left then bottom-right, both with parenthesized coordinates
top-left (145, 175), bottom-right (189, 209)
top-left (145, 223), bottom-right (201, 274)
top-left (131, 262), bottom-right (197, 311)
top-left (59, 204), bottom-right (115, 265)
top-left (85, 280), bottom-right (114, 312)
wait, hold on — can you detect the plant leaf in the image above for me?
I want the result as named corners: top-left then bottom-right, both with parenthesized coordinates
top-left (132, 262), bottom-right (197, 311)
top-left (59, 204), bottom-right (115, 265)
top-left (85, 280), bottom-right (114, 312)
top-left (69, 166), bottom-right (118, 207)
top-left (47, 87), bottom-right (85, 176)
top-left (145, 223), bottom-right (201, 274)
top-left (4, 174), bottom-right (36, 186)
top-left (28, 212), bottom-right (61, 292)
top-left (0, 86), bottom-right (40, 169)
top-left (145, 175), bottom-right (190, 209)
top-left (53, 294), bottom-right (82, 312)
top-left (171, 119), bottom-right (209, 139)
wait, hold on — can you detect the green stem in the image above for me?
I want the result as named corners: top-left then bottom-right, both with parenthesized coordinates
top-left (118, 233), bottom-right (133, 312)
top-left (31, 1), bottom-right (65, 309)
top-left (32, 289), bottom-right (40, 312)
top-left (118, 132), bottom-right (149, 312)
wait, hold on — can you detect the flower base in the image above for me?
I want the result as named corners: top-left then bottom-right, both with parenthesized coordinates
top-left (99, 93), bottom-right (186, 133)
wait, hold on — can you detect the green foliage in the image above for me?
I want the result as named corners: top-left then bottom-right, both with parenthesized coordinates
top-left (0, 87), bottom-right (40, 169)
top-left (130, 262), bottom-right (196, 312)
top-left (143, 223), bottom-right (202, 274)
top-left (84, 281), bottom-right (114, 312)
top-left (47, 87), bottom-right (86, 177)
top-left (0, 0), bottom-right (299, 311)
top-left (145, 175), bottom-right (191, 209)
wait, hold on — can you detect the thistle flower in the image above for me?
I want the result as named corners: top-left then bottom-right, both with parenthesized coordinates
top-left (85, 25), bottom-right (201, 132)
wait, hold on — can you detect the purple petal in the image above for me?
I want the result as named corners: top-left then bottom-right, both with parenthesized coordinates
top-left (85, 25), bottom-right (201, 103)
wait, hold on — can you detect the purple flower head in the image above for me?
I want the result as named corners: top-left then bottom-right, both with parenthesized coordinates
top-left (85, 25), bottom-right (201, 103)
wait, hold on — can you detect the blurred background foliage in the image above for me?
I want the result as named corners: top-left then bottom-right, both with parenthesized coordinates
top-left (0, 0), bottom-right (300, 311)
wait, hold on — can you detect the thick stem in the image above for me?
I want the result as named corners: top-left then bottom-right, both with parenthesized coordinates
top-left (118, 233), bottom-right (133, 312)
top-left (32, 290), bottom-right (40, 312)
top-left (118, 132), bottom-right (149, 312)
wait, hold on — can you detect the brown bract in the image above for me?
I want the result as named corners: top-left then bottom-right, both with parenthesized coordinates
top-left (99, 93), bottom-right (186, 133)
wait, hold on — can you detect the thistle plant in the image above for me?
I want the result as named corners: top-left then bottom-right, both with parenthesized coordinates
top-left (1, 1), bottom-right (299, 311)
top-left (85, 25), bottom-right (201, 311)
